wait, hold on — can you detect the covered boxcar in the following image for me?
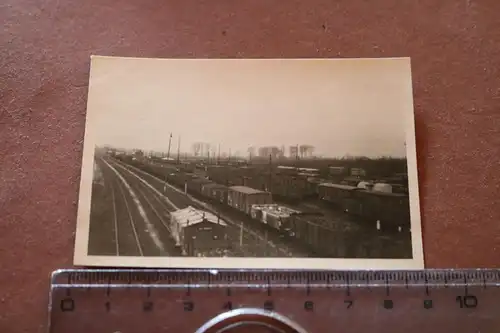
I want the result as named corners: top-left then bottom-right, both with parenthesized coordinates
top-left (271, 174), bottom-right (310, 200)
top-left (170, 206), bottom-right (228, 256)
top-left (349, 189), bottom-right (411, 230)
top-left (317, 183), bottom-right (360, 207)
top-left (186, 178), bottom-right (213, 196)
top-left (328, 166), bottom-right (348, 176)
top-left (276, 165), bottom-right (298, 175)
top-left (282, 215), bottom-right (340, 257)
top-left (227, 186), bottom-right (273, 215)
top-left (201, 183), bottom-right (228, 204)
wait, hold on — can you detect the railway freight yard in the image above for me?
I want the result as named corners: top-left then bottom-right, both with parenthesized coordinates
top-left (87, 147), bottom-right (413, 259)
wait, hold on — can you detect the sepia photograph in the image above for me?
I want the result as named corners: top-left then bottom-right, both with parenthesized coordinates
top-left (73, 56), bottom-right (424, 269)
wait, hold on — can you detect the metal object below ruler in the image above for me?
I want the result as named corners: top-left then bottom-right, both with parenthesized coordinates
top-left (48, 269), bottom-right (500, 333)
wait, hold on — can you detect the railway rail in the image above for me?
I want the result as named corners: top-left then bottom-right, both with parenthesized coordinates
top-left (90, 156), bottom-right (310, 258)
top-left (109, 157), bottom-right (310, 258)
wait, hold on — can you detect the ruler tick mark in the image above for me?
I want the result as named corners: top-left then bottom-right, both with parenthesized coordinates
top-left (346, 275), bottom-right (351, 296)
top-left (106, 275), bottom-right (111, 296)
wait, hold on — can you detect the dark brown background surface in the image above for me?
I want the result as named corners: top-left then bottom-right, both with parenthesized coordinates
top-left (2, 0), bottom-right (500, 331)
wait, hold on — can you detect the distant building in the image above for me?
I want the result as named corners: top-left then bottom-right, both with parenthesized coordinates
top-left (258, 146), bottom-right (281, 160)
top-left (299, 145), bottom-right (314, 158)
top-left (133, 149), bottom-right (144, 158)
top-left (247, 147), bottom-right (256, 159)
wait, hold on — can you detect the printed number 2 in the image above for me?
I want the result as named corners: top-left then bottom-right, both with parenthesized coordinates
top-left (344, 300), bottom-right (353, 309)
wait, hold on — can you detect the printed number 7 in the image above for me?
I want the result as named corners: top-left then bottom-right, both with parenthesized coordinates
top-left (344, 300), bottom-right (353, 309)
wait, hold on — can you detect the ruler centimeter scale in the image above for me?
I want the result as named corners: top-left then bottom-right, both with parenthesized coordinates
top-left (48, 269), bottom-right (500, 333)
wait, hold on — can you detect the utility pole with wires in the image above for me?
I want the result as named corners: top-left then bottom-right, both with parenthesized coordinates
top-left (268, 154), bottom-right (273, 193)
top-left (217, 144), bottom-right (221, 165)
top-left (163, 132), bottom-right (173, 193)
top-left (176, 135), bottom-right (181, 164)
top-left (167, 133), bottom-right (173, 160)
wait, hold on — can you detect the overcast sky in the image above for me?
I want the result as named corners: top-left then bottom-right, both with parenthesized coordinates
top-left (86, 56), bottom-right (414, 158)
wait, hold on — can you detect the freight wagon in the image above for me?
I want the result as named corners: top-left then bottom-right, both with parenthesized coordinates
top-left (318, 182), bottom-right (411, 230)
top-left (317, 183), bottom-right (361, 208)
top-left (201, 183), bottom-right (228, 204)
top-left (167, 172), bottom-right (197, 188)
top-left (250, 204), bottom-right (300, 230)
top-left (276, 166), bottom-right (298, 175)
top-left (349, 190), bottom-right (411, 230)
top-left (328, 166), bottom-right (348, 176)
top-left (281, 215), bottom-right (340, 257)
top-left (340, 177), bottom-right (362, 186)
top-left (186, 178), bottom-right (213, 196)
top-left (271, 175), bottom-right (311, 200)
top-left (170, 206), bottom-right (229, 256)
top-left (227, 186), bottom-right (273, 215)
top-left (207, 166), bottom-right (246, 187)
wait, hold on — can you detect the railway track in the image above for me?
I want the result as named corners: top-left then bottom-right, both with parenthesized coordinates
top-left (95, 158), bottom-right (143, 256)
top-left (103, 158), bottom-right (258, 257)
top-left (110, 157), bottom-right (311, 258)
top-left (96, 158), bottom-right (180, 257)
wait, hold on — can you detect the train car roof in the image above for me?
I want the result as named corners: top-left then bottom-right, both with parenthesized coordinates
top-left (318, 183), bottom-right (359, 190)
top-left (251, 204), bottom-right (301, 217)
top-left (229, 185), bottom-right (267, 195)
top-left (298, 167), bottom-right (319, 172)
top-left (202, 183), bottom-right (228, 190)
top-left (170, 206), bottom-right (227, 227)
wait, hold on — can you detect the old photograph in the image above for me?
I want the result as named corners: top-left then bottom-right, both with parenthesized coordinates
top-left (73, 56), bottom-right (424, 269)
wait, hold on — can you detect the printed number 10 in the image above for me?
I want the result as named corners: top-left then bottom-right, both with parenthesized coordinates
top-left (456, 295), bottom-right (478, 308)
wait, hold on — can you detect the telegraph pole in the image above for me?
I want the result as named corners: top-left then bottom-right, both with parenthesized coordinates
top-left (268, 154), bottom-right (272, 193)
top-left (177, 136), bottom-right (181, 164)
top-left (167, 133), bottom-right (173, 160)
top-left (217, 144), bottom-right (221, 165)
